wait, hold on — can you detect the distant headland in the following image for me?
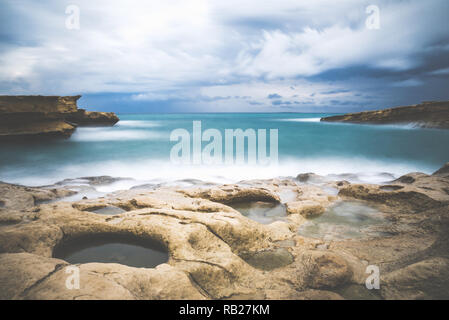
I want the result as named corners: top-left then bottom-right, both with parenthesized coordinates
top-left (321, 101), bottom-right (449, 129)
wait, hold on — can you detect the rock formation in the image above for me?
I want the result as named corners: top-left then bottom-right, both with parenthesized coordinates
top-left (0, 95), bottom-right (119, 140)
top-left (321, 101), bottom-right (449, 129)
top-left (66, 108), bottom-right (120, 125)
top-left (1, 163), bottom-right (449, 299)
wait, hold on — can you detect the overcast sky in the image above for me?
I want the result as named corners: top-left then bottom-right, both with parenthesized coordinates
top-left (1, 0), bottom-right (448, 113)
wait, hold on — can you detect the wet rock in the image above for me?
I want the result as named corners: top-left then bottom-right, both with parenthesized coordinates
top-left (293, 289), bottom-right (344, 300)
top-left (0, 182), bottom-right (77, 211)
top-left (338, 172), bottom-right (449, 213)
top-left (88, 206), bottom-right (127, 215)
top-left (0, 252), bottom-right (204, 300)
top-left (335, 181), bottom-right (350, 188)
top-left (299, 250), bottom-right (353, 289)
top-left (1, 168), bottom-right (449, 300)
top-left (379, 185), bottom-right (404, 191)
top-left (394, 174), bottom-right (416, 184)
top-left (297, 201), bottom-right (387, 240)
top-left (273, 239), bottom-right (296, 248)
top-left (240, 248), bottom-right (294, 271)
top-left (66, 109), bottom-right (119, 125)
top-left (53, 234), bottom-right (169, 268)
top-left (0, 212), bottom-right (23, 225)
top-left (181, 186), bottom-right (280, 204)
top-left (0, 253), bottom-right (68, 300)
top-left (79, 176), bottom-right (131, 186)
top-left (433, 162), bottom-right (449, 179)
top-left (335, 284), bottom-right (381, 300)
top-left (0, 120), bottom-right (76, 140)
top-left (286, 200), bottom-right (325, 218)
top-left (285, 185), bottom-right (335, 218)
top-left (130, 183), bottom-right (158, 190)
top-left (231, 202), bottom-right (287, 224)
top-left (296, 173), bottom-right (323, 183)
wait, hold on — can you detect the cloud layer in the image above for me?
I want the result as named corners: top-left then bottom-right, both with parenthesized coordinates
top-left (0, 0), bottom-right (448, 112)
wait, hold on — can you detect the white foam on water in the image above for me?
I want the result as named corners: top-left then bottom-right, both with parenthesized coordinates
top-left (71, 128), bottom-right (164, 142)
top-left (116, 120), bottom-right (161, 128)
top-left (1, 156), bottom-right (433, 190)
top-left (280, 118), bottom-right (322, 122)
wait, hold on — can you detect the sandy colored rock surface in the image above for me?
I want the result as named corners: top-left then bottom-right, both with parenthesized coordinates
top-left (66, 109), bottom-right (119, 125)
top-left (1, 163), bottom-right (449, 299)
top-left (380, 257), bottom-right (449, 300)
top-left (0, 95), bottom-right (79, 115)
top-left (0, 120), bottom-right (76, 139)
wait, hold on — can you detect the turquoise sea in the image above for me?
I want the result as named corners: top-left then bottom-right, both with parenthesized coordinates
top-left (1, 113), bottom-right (449, 189)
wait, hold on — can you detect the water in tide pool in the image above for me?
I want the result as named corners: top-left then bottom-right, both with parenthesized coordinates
top-left (1, 113), bottom-right (449, 190)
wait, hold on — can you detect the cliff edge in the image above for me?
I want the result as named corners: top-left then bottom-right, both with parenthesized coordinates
top-left (321, 101), bottom-right (449, 129)
top-left (0, 95), bottom-right (119, 140)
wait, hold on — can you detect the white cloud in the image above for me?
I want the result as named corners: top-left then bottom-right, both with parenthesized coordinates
top-left (0, 0), bottom-right (448, 108)
top-left (235, 1), bottom-right (448, 78)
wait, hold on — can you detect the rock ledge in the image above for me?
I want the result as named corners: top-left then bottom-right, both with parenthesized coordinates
top-left (0, 95), bottom-right (119, 140)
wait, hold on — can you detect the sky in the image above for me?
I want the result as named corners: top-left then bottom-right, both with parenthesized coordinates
top-left (0, 0), bottom-right (448, 113)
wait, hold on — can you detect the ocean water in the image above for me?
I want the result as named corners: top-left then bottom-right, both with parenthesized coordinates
top-left (1, 113), bottom-right (449, 189)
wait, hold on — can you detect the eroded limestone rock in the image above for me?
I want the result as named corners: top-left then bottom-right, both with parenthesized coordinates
top-left (1, 164), bottom-right (449, 300)
top-left (0, 95), bottom-right (119, 140)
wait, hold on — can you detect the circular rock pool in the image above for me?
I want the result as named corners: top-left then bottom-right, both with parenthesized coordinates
top-left (53, 235), bottom-right (169, 268)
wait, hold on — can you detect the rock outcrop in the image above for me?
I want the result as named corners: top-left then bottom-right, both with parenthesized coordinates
top-left (66, 108), bottom-right (119, 125)
top-left (321, 101), bottom-right (449, 129)
top-left (433, 162), bottom-right (449, 178)
top-left (1, 163), bottom-right (449, 300)
top-left (0, 120), bottom-right (77, 139)
top-left (0, 95), bottom-right (119, 140)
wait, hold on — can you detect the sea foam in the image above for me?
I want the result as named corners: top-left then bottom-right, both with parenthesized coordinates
top-left (1, 157), bottom-right (432, 190)
top-left (71, 128), bottom-right (164, 142)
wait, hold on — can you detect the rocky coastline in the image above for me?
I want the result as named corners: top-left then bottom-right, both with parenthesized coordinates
top-left (321, 101), bottom-right (449, 129)
top-left (0, 95), bottom-right (119, 140)
top-left (1, 163), bottom-right (448, 300)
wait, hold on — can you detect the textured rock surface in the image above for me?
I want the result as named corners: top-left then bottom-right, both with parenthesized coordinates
top-left (381, 257), bottom-right (449, 300)
top-left (0, 95), bottom-right (119, 140)
top-left (0, 95), bottom-right (79, 116)
top-left (433, 162), bottom-right (449, 178)
top-left (321, 101), bottom-right (449, 129)
top-left (338, 173), bottom-right (449, 213)
top-left (0, 120), bottom-right (76, 139)
top-left (1, 164), bottom-right (449, 300)
top-left (66, 109), bottom-right (119, 125)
